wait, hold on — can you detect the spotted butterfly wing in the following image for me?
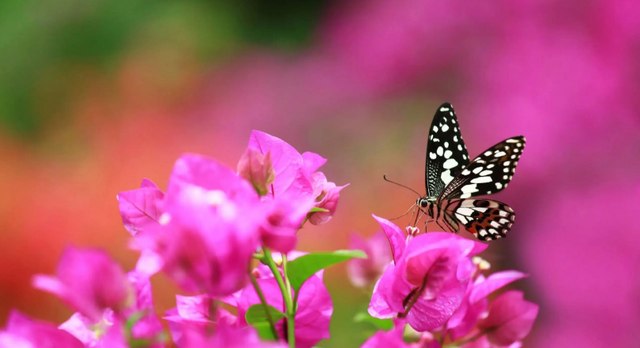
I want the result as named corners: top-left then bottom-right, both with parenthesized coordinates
top-left (425, 103), bottom-right (470, 198)
top-left (440, 199), bottom-right (516, 241)
top-left (438, 136), bottom-right (526, 201)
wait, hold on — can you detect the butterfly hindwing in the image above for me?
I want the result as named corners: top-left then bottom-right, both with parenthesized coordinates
top-left (425, 103), bottom-right (470, 198)
top-left (445, 199), bottom-right (515, 241)
top-left (438, 136), bottom-right (526, 201)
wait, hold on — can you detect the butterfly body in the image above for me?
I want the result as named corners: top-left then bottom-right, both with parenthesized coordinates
top-left (417, 103), bottom-right (525, 241)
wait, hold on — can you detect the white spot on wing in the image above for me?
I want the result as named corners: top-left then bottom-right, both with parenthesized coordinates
top-left (495, 182), bottom-right (503, 190)
top-left (441, 124), bottom-right (450, 132)
top-left (444, 150), bottom-right (453, 158)
top-left (437, 147), bottom-right (444, 156)
top-left (430, 152), bottom-right (437, 160)
top-left (441, 170), bottom-right (454, 185)
top-left (471, 176), bottom-right (492, 184)
top-left (443, 158), bottom-right (459, 169)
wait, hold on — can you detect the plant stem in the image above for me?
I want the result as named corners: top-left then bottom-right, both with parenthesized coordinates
top-left (282, 254), bottom-right (296, 344)
top-left (263, 248), bottom-right (296, 348)
top-left (250, 272), bottom-right (279, 339)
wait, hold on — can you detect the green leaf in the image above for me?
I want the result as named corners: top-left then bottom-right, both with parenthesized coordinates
top-left (309, 207), bottom-right (329, 213)
top-left (245, 304), bottom-right (286, 325)
top-left (287, 250), bottom-right (367, 292)
top-left (354, 312), bottom-right (394, 331)
top-left (245, 304), bottom-right (285, 340)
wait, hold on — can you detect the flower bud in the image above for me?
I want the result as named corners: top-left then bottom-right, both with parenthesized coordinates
top-left (237, 148), bottom-right (275, 196)
top-left (477, 291), bottom-right (539, 346)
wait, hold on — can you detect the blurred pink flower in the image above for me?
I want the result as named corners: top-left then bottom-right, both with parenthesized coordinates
top-left (368, 217), bottom-right (487, 332)
top-left (32, 247), bottom-right (132, 323)
top-left (179, 322), bottom-right (286, 348)
top-left (360, 320), bottom-right (409, 348)
top-left (164, 295), bottom-right (236, 348)
top-left (462, 335), bottom-right (522, 348)
top-left (237, 275), bottom-right (332, 348)
top-left (138, 154), bottom-right (261, 295)
top-left (117, 178), bottom-right (164, 237)
top-left (0, 310), bottom-right (83, 348)
top-left (59, 270), bottom-right (165, 348)
top-left (447, 271), bottom-right (528, 340)
top-left (477, 291), bottom-right (538, 347)
top-left (237, 148), bottom-right (276, 197)
top-left (259, 194), bottom-right (315, 253)
top-left (347, 231), bottom-right (393, 288)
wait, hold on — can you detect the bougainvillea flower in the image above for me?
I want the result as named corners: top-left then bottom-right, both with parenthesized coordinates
top-left (372, 215), bottom-right (406, 263)
top-left (248, 130), bottom-right (313, 198)
top-left (368, 217), bottom-right (487, 332)
top-left (165, 294), bottom-right (237, 348)
top-left (237, 147), bottom-right (276, 197)
top-left (179, 321), bottom-right (286, 348)
top-left (259, 193), bottom-right (315, 253)
top-left (359, 320), bottom-right (409, 348)
top-left (247, 131), bottom-right (346, 224)
top-left (137, 154), bottom-right (262, 295)
top-left (117, 178), bottom-right (165, 237)
top-left (477, 291), bottom-right (538, 346)
top-left (0, 310), bottom-right (83, 348)
top-left (307, 172), bottom-right (348, 225)
top-left (461, 335), bottom-right (522, 348)
top-left (59, 271), bottom-right (165, 347)
top-left (237, 275), bottom-right (332, 348)
top-left (347, 231), bottom-right (392, 288)
top-left (32, 247), bottom-right (132, 323)
top-left (447, 271), bottom-right (528, 340)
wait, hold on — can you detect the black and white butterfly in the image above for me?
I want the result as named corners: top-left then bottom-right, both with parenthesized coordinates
top-left (415, 102), bottom-right (526, 241)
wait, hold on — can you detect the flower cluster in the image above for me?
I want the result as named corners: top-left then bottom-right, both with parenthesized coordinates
top-left (0, 130), bottom-right (536, 348)
top-left (352, 216), bottom-right (538, 347)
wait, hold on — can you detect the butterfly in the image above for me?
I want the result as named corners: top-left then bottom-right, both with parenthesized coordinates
top-left (415, 102), bottom-right (526, 241)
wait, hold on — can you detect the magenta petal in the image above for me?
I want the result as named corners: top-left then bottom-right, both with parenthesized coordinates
top-left (134, 249), bottom-right (164, 276)
top-left (117, 180), bottom-right (164, 236)
top-left (301, 151), bottom-right (327, 174)
top-left (406, 275), bottom-right (467, 332)
top-left (32, 247), bottom-right (131, 322)
top-left (347, 231), bottom-right (392, 288)
top-left (368, 265), bottom-right (398, 319)
top-left (477, 291), bottom-right (539, 346)
top-left (5, 310), bottom-right (83, 348)
top-left (248, 131), bottom-right (306, 196)
top-left (360, 323), bottom-right (409, 348)
top-left (372, 215), bottom-right (406, 264)
top-left (469, 271), bottom-right (528, 304)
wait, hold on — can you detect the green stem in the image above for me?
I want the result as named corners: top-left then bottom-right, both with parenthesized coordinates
top-left (282, 254), bottom-right (296, 344)
top-left (263, 248), bottom-right (296, 348)
top-left (250, 273), bottom-right (279, 339)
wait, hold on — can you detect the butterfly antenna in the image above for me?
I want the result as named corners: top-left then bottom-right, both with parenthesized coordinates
top-left (383, 175), bottom-right (422, 197)
top-left (388, 204), bottom-right (417, 221)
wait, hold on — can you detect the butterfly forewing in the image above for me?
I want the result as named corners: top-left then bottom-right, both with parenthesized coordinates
top-left (445, 199), bottom-right (515, 241)
top-left (438, 136), bottom-right (526, 201)
top-left (425, 103), bottom-right (470, 198)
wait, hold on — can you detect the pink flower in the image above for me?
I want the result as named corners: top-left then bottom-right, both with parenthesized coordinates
top-left (477, 291), bottom-right (538, 346)
top-left (447, 270), bottom-right (528, 340)
top-left (307, 172), bottom-right (348, 225)
top-left (368, 217), bottom-right (487, 332)
top-left (258, 194), bottom-right (315, 253)
top-left (0, 311), bottom-right (83, 348)
top-left (348, 231), bottom-right (393, 288)
top-left (461, 335), bottom-right (522, 348)
top-left (138, 154), bottom-right (262, 295)
top-left (179, 322), bottom-right (286, 348)
top-left (237, 147), bottom-right (276, 197)
top-left (164, 295), bottom-right (237, 348)
top-left (360, 321), bottom-right (409, 348)
top-left (237, 275), bottom-right (332, 348)
top-left (32, 247), bottom-right (132, 323)
top-left (247, 130), bottom-right (346, 224)
top-left (117, 178), bottom-right (164, 237)
top-left (59, 271), bottom-right (165, 347)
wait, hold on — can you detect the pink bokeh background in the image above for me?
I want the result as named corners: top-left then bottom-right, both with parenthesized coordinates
top-left (1, 0), bottom-right (639, 346)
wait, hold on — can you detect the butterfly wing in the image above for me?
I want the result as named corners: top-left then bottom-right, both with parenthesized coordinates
top-left (425, 103), bottom-right (470, 198)
top-left (438, 136), bottom-right (526, 201)
top-left (443, 199), bottom-right (515, 241)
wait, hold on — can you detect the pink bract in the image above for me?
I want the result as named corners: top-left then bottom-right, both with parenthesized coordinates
top-left (1, 310), bottom-right (83, 348)
top-left (347, 231), bottom-right (393, 288)
top-left (32, 247), bottom-right (132, 323)
top-left (477, 291), bottom-right (539, 346)
top-left (117, 178), bottom-right (164, 237)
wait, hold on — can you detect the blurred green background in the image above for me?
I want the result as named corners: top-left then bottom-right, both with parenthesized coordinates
top-left (1, 0), bottom-right (640, 347)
